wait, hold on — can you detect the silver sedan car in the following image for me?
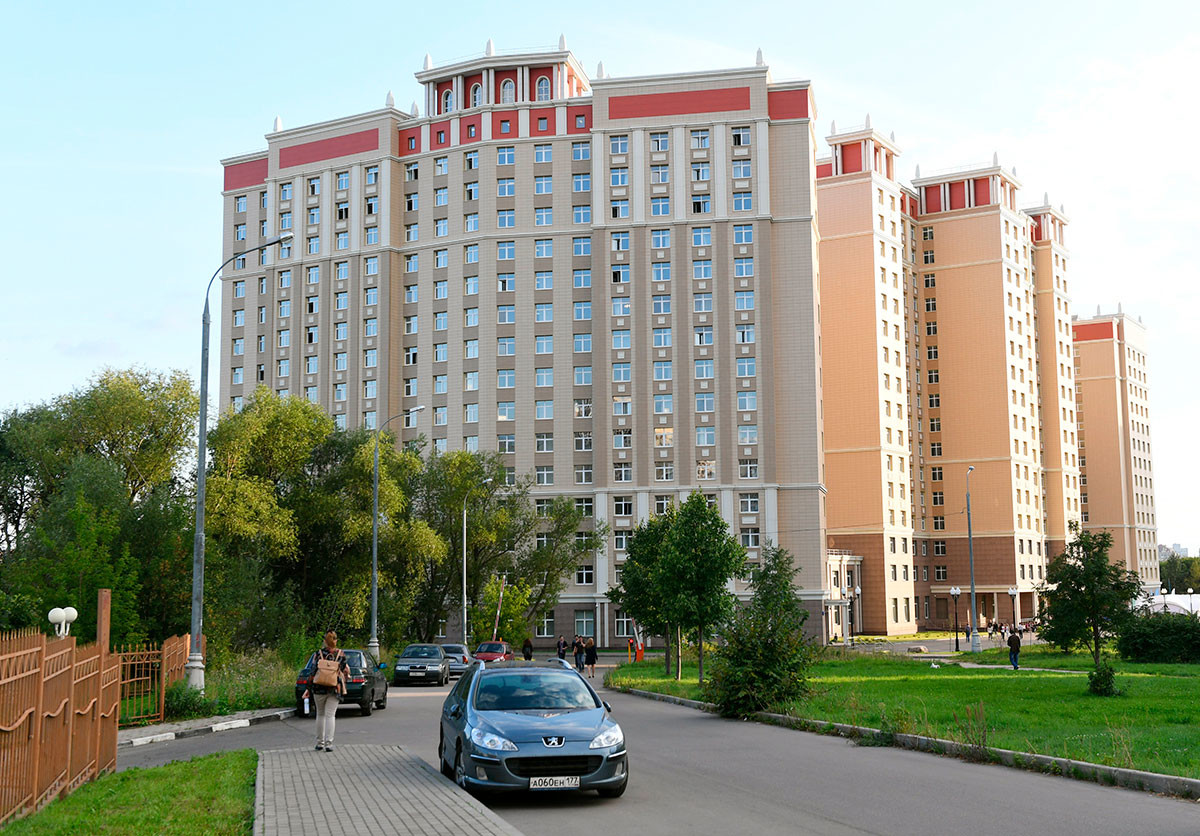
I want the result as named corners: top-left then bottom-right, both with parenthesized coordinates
top-left (438, 643), bottom-right (472, 678)
top-left (393, 644), bottom-right (450, 686)
top-left (438, 660), bottom-right (628, 797)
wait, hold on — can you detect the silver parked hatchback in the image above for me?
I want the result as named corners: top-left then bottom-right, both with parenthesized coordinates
top-left (438, 660), bottom-right (628, 797)
top-left (438, 643), bottom-right (472, 678)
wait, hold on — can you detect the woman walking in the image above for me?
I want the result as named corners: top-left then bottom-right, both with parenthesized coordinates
top-left (572, 635), bottom-right (585, 671)
top-left (521, 637), bottom-right (534, 660)
top-left (584, 637), bottom-right (598, 678)
top-left (307, 630), bottom-right (348, 752)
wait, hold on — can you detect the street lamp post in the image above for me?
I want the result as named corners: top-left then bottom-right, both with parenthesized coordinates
top-left (187, 232), bottom-right (293, 692)
top-left (1161, 587), bottom-right (1169, 614)
top-left (950, 586), bottom-right (961, 652)
top-left (368, 405), bottom-right (425, 661)
top-left (1189, 588), bottom-right (1195, 615)
top-left (462, 477), bottom-right (494, 646)
top-left (849, 585), bottom-right (859, 643)
top-left (1008, 586), bottom-right (1018, 632)
top-left (965, 465), bottom-right (981, 653)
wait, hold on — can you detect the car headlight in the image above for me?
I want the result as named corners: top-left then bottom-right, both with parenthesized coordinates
top-left (470, 727), bottom-right (518, 751)
top-left (589, 724), bottom-right (624, 749)
top-left (395, 664), bottom-right (409, 671)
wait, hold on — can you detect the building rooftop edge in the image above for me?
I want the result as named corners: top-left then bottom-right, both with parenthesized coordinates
top-left (590, 65), bottom-right (775, 87)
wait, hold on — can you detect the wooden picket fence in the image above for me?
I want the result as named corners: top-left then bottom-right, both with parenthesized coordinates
top-left (0, 590), bottom-right (120, 827)
top-left (116, 633), bottom-right (196, 727)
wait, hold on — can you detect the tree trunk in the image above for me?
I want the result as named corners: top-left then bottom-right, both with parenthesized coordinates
top-left (1093, 624), bottom-right (1102, 669)
top-left (675, 624), bottom-right (682, 680)
top-left (697, 624), bottom-right (704, 684)
top-left (664, 624), bottom-right (672, 676)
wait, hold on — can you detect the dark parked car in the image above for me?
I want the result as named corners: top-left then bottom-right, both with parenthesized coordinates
top-left (393, 644), bottom-right (450, 686)
top-left (295, 649), bottom-right (388, 717)
top-left (473, 641), bottom-right (514, 662)
top-left (438, 643), bottom-right (472, 678)
top-left (438, 660), bottom-right (628, 797)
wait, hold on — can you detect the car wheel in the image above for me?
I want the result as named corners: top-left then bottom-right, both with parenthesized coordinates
top-left (454, 746), bottom-right (468, 790)
top-left (375, 686), bottom-right (387, 710)
top-left (439, 733), bottom-right (454, 779)
top-left (597, 775), bottom-right (628, 798)
top-left (440, 671), bottom-right (448, 686)
top-left (360, 698), bottom-right (373, 717)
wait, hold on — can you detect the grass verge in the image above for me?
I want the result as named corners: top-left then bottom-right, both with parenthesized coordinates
top-left (5, 749), bottom-right (256, 835)
top-left (607, 652), bottom-right (1200, 779)
top-left (967, 646), bottom-right (1200, 676)
top-left (160, 649), bottom-right (295, 723)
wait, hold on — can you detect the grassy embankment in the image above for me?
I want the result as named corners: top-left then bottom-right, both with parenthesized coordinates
top-left (606, 651), bottom-right (1200, 779)
top-left (6, 750), bottom-right (256, 835)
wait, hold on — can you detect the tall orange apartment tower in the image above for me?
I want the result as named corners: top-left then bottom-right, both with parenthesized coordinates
top-left (816, 122), bottom-right (918, 636)
top-left (1072, 311), bottom-right (1160, 591)
top-left (1027, 200), bottom-right (1081, 559)
top-left (907, 159), bottom-right (1045, 630)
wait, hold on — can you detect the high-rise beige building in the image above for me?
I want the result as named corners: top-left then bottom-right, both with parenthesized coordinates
top-left (219, 42), bottom-right (832, 645)
top-left (1073, 311), bottom-right (1160, 591)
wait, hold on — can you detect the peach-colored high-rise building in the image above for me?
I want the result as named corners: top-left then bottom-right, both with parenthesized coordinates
top-left (1073, 311), bottom-right (1160, 591)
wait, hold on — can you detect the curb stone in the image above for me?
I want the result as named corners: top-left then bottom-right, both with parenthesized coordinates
top-left (119, 707), bottom-right (295, 747)
top-left (615, 687), bottom-right (1200, 802)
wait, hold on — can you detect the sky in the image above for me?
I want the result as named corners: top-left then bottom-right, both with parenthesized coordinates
top-left (2, 1), bottom-right (1197, 550)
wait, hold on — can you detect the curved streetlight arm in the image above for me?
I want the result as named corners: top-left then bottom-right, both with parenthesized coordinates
top-left (188, 232), bottom-right (293, 691)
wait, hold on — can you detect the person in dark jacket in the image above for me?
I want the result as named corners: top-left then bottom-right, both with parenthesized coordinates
top-left (572, 635), bottom-right (585, 671)
top-left (1007, 630), bottom-right (1021, 670)
top-left (584, 637), bottom-right (598, 678)
top-left (302, 630), bottom-right (349, 752)
top-left (521, 638), bottom-right (534, 660)
top-left (556, 635), bottom-right (567, 660)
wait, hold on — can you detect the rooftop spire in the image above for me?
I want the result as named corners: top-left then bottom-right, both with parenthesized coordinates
top-left (756, 47), bottom-right (764, 66)
top-left (423, 53), bottom-right (433, 70)
top-left (485, 38), bottom-right (495, 56)
top-left (385, 90), bottom-right (395, 108)
top-left (558, 33), bottom-right (567, 51)
top-left (596, 60), bottom-right (605, 78)
top-left (272, 115), bottom-right (282, 133)
top-left (864, 113), bottom-right (871, 129)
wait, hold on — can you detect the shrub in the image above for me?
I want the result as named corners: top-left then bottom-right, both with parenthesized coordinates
top-left (703, 542), bottom-right (818, 717)
top-left (164, 648), bottom-right (296, 721)
top-left (1088, 662), bottom-right (1119, 696)
top-left (1116, 613), bottom-right (1200, 663)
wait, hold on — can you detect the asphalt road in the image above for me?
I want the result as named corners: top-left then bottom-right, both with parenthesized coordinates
top-left (120, 669), bottom-right (1198, 836)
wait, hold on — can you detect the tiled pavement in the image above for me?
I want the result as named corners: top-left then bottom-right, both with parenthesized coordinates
top-left (254, 744), bottom-right (523, 836)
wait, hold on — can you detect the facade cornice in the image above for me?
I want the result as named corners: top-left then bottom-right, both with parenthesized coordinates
top-left (220, 149), bottom-right (268, 166)
top-left (591, 65), bottom-right (770, 90)
top-left (415, 50), bottom-right (588, 86)
top-left (266, 108), bottom-right (412, 144)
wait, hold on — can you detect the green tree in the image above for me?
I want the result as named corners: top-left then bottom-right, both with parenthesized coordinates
top-left (470, 576), bottom-right (533, 648)
top-left (704, 541), bottom-right (817, 717)
top-left (1159, 553), bottom-right (1200, 595)
top-left (660, 492), bottom-right (747, 683)
top-left (608, 506), bottom-right (676, 677)
top-left (1037, 525), bottom-right (1143, 694)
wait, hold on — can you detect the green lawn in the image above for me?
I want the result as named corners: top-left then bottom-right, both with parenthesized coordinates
top-left (5, 750), bottom-right (256, 835)
top-left (607, 654), bottom-right (1200, 779)
top-left (968, 646), bottom-right (1200, 676)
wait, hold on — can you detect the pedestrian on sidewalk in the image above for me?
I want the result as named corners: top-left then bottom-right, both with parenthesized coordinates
top-left (522, 638), bottom-right (534, 660)
top-left (573, 635), bottom-right (585, 671)
top-left (307, 630), bottom-right (349, 752)
top-left (1007, 629), bottom-right (1021, 670)
top-left (556, 635), bottom-right (568, 660)
top-left (585, 637), bottom-right (598, 678)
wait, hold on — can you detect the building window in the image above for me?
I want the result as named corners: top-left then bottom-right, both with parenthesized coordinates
top-left (741, 528), bottom-right (760, 548)
top-left (691, 130), bottom-right (710, 149)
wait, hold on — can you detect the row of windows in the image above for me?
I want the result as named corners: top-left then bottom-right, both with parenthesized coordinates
top-left (232, 168), bottom-right (382, 213)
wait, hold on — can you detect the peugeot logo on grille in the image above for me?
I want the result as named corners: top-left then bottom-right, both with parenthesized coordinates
top-left (542, 736), bottom-right (565, 747)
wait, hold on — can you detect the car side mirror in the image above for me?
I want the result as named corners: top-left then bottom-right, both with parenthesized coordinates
top-left (379, 663), bottom-right (387, 670)
top-left (603, 701), bottom-right (612, 713)
top-left (448, 704), bottom-right (462, 718)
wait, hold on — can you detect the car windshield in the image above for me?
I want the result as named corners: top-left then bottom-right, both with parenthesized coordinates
top-left (440, 645), bottom-right (467, 654)
top-left (473, 671), bottom-right (600, 711)
top-left (477, 643), bottom-right (506, 653)
top-left (401, 645), bottom-right (441, 658)
top-left (303, 649), bottom-right (364, 671)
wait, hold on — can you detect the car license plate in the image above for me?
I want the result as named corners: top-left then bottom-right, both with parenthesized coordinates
top-left (529, 776), bottom-right (580, 790)
top-left (410, 671), bottom-right (425, 676)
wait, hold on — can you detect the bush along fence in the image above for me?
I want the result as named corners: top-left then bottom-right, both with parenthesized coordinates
top-left (0, 589), bottom-right (120, 827)
top-left (116, 633), bottom-right (199, 727)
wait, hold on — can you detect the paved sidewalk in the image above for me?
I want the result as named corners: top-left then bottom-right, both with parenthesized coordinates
top-left (118, 706), bottom-right (295, 747)
top-left (255, 744), bottom-right (523, 836)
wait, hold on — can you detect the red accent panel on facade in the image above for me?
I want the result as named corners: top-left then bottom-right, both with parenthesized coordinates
top-left (429, 120), bottom-right (451, 149)
top-left (436, 80), bottom-right (454, 114)
top-left (491, 110), bottom-right (518, 138)
top-left (840, 143), bottom-right (862, 174)
top-left (948, 180), bottom-right (967, 210)
top-left (530, 107), bottom-right (556, 136)
top-left (767, 89), bottom-right (808, 120)
top-left (924, 185), bottom-right (942, 213)
top-left (530, 66), bottom-right (553, 100)
top-left (973, 178), bottom-right (991, 206)
top-left (1030, 215), bottom-right (1043, 241)
top-left (816, 162), bottom-right (833, 178)
top-left (278, 129), bottom-right (378, 169)
top-left (465, 73), bottom-right (483, 106)
top-left (1072, 322), bottom-right (1114, 342)
top-left (398, 126), bottom-right (421, 157)
top-left (223, 157), bottom-right (268, 191)
top-left (493, 69), bottom-right (518, 103)
top-left (566, 105), bottom-right (592, 134)
top-left (608, 86), bottom-right (751, 119)
top-left (458, 114), bottom-right (482, 144)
